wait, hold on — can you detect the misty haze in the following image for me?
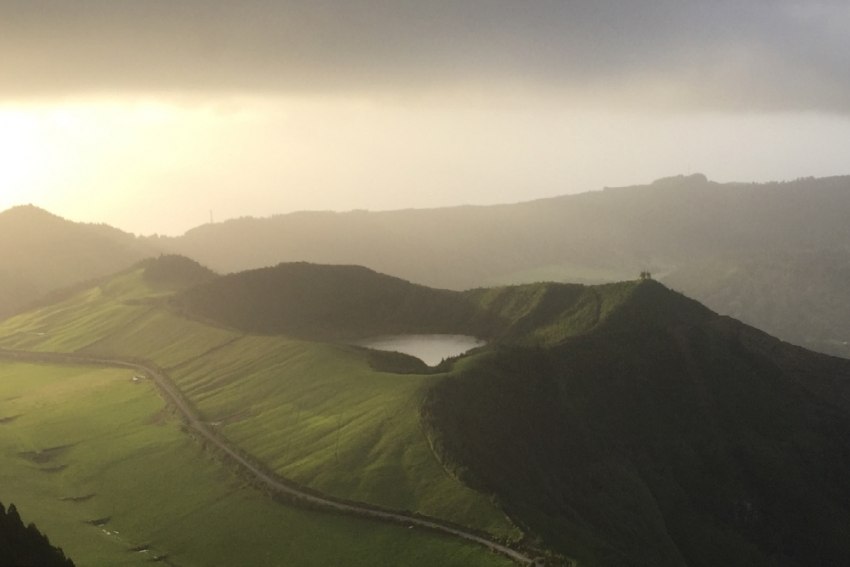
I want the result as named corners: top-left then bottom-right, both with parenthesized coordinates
top-left (3, 2), bottom-right (850, 567)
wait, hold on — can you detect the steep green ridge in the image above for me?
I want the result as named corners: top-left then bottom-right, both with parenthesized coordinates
top-left (464, 281), bottom-right (640, 345)
top-left (0, 205), bottom-right (155, 319)
top-left (0, 501), bottom-right (74, 567)
top-left (0, 258), bottom-right (517, 541)
top-left (423, 280), bottom-right (850, 566)
top-left (0, 360), bottom-right (512, 567)
top-left (174, 261), bottom-right (639, 345)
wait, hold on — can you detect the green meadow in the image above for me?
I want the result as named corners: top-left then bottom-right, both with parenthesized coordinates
top-left (0, 360), bottom-right (514, 566)
top-left (0, 268), bottom-right (519, 544)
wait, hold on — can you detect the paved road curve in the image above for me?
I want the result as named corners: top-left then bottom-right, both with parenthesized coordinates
top-left (0, 348), bottom-right (536, 565)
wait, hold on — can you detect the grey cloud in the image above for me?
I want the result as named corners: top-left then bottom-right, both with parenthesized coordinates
top-left (2, 0), bottom-right (849, 111)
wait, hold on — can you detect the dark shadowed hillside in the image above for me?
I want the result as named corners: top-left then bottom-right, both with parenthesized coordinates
top-left (141, 254), bottom-right (217, 290)
top-left (172, 262), bottom-right (497, 340)
top-left (422, 280), bottom-right (850, 567)
top-left (157, 175), bottom-right (850, 357)
top-left (0, 501), bottom-right (75, 567)
top-left (173, 261), bottom-right (646, 344)
top-left (0, 205), bottom-right (156, 318)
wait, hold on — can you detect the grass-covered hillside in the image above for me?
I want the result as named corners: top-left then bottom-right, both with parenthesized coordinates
top-left (424, 280), bottom-right (850, 566)
top-left (0, 360), bottom-right (512, 567)
top-left (0, 257), bottom-right (520, 564)
top-left (6, 257), bottom-right (850, 566)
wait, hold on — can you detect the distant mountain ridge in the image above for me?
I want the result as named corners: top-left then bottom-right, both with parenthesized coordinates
top-left (0, 205), bottom-right (156, 318)
top-left (154, 174), bottom-right (850, 357)
top-left (4, 174), bottom-right (850, 357)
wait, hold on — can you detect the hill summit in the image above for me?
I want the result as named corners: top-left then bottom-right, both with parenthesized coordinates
top-left (423, 279), bottom-right (850, 567)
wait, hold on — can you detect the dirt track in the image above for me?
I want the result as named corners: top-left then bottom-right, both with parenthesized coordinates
top-left (0, 348), bottom-right (535, 565)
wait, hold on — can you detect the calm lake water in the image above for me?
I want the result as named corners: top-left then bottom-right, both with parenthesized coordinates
top-left (354, 334), bottom-right (486, 366)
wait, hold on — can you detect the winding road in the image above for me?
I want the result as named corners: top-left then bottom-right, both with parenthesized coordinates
top-left (0, 348), bottom-right (535, 565)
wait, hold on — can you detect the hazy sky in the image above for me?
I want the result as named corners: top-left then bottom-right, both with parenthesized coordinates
top-left (2, 1), bottom-right (850, 235)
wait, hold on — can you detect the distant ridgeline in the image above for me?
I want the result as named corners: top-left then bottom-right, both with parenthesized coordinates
top-left (152, 174), bottom-right (850, 358)
top-left (5, 175), bottom-right (850, 357)
top-left (0, 501), bottom-right (75, 567)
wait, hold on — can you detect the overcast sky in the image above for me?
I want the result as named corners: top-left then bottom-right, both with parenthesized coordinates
top-left (2, 0), bottom-right (850, 235)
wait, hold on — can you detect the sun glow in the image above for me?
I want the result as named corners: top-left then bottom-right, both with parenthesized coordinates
top-left (0, 99), bottom-right (222, 230)
top-left (0, 107), bottom-right (54, 208)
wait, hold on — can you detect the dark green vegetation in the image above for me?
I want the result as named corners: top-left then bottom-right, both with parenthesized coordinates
top-left (424, 280), bottom-right (850, 566)
top-left (0, 205), bottom-right (155, 319)
top-left (0, 501), bottom-right (74, 567)
top-left (173, 262), bottom-right (493, 340)
top-left (173, 261), bottom-right (637, 346)
top-left (150, 174), bottom-right (850, 357)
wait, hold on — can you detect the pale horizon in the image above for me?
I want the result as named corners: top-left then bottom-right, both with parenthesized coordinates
top-left (2, 1), bottom-right (850, 235)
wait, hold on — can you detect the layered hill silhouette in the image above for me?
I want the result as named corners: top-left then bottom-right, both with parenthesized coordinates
top-left (153, 174), bottom-right (850, 358)
top-left (5, 255), bottom-right (850, 566)
top-left (173, 261), bottom-right (850, 565)
top-left (0, 205), bottom-right (155, 318)
top-left (5, 175), bottom-right (850, 357)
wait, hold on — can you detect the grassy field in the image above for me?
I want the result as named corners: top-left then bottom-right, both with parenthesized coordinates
top-left (0, 267), bottom-right (518, 539)
top-left (0, 360), bottom-right (515, 567)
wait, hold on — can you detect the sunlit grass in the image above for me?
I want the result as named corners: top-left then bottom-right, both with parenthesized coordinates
top-left (0, 267), bottom-right (519, 539)
top-left (0, 360), bottom-right (514, 566)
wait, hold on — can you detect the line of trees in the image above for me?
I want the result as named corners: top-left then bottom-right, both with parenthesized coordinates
top-left (0, 501), bottom-right (75, 567)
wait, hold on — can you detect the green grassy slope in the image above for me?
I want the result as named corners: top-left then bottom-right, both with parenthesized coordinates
top-left (464, 281), bottom-right (639, 345)
top-left (17, 257), bottom-right (850, 565)
top-left (0, 260), bottom-right (517, 540)
top-left (423, 280), bottom-right (850, 566)
top-left (0, 360), bottom-right (514, 567)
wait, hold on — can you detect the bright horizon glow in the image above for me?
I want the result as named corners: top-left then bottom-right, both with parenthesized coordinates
top-left (2, 2), bottom-right (850, 236)
top-left (3, 95), bottom-right (850, 237)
